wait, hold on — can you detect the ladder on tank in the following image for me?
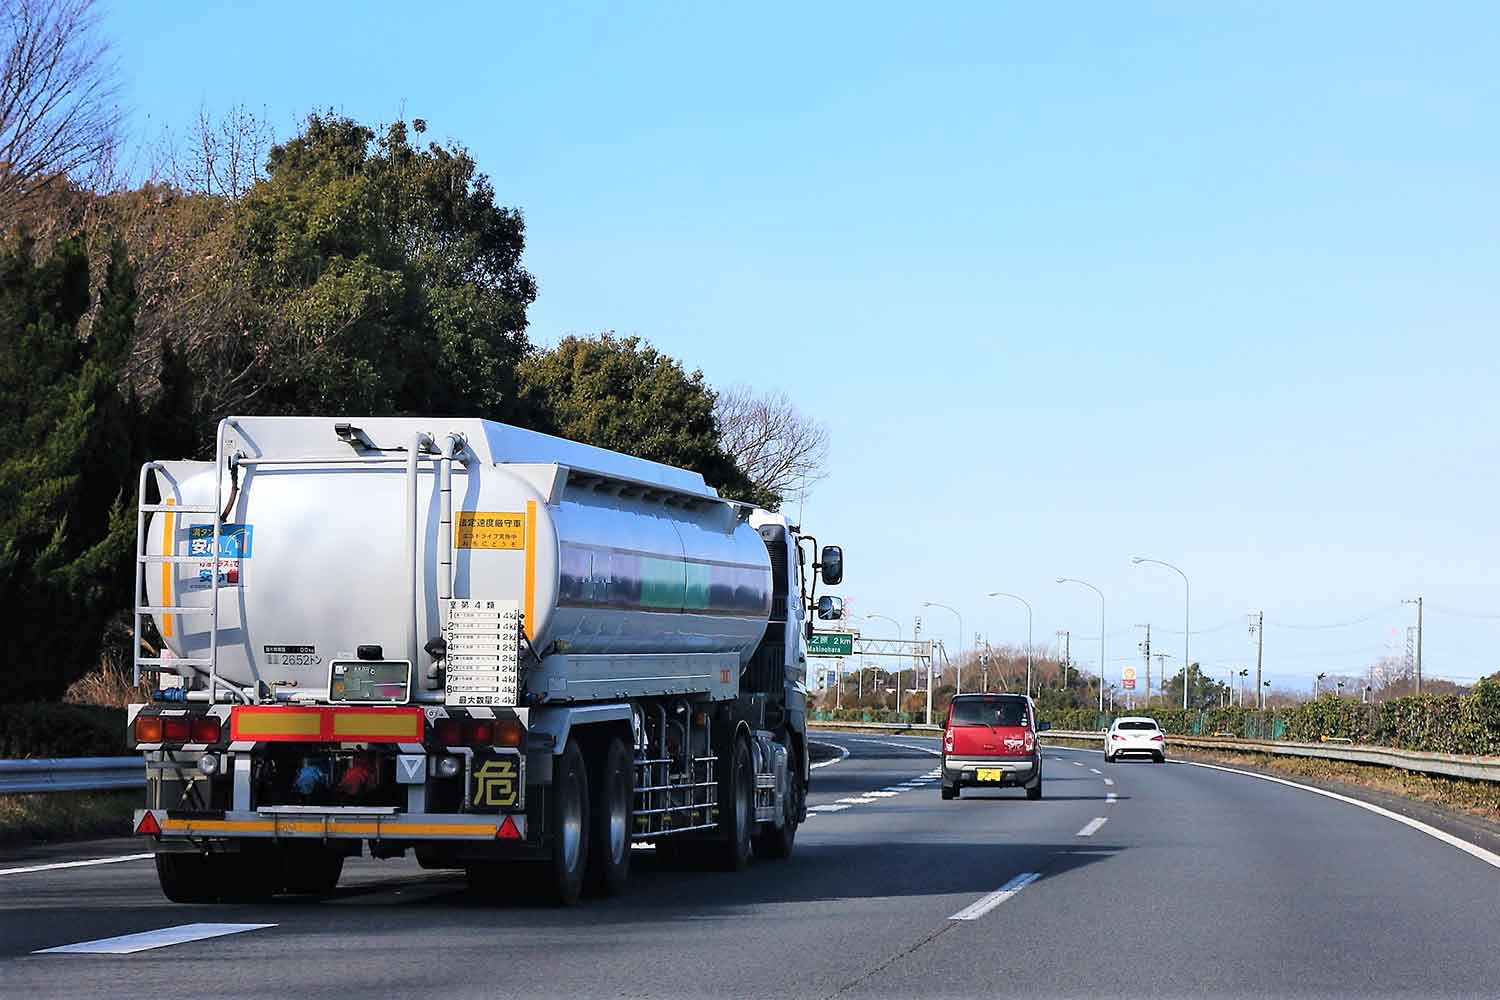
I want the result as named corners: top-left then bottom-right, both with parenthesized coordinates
top-left (132, 456), bottom-right (235, 702)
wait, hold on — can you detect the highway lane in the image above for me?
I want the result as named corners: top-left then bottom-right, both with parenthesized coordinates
top-left (1, 737), bottom-right (1498, 998)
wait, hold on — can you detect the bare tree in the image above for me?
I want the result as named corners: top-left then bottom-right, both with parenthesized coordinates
top-left (715, 384), bottom-right (831, 505)
top-left (159, 103), bottom-right (273, 200)
top-left (0, 0), bottom-right (122, 218)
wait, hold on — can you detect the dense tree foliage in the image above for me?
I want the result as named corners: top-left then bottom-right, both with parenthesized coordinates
top-left (0, 112), bottom-right (779, 702)
top-left (519, 333), bottom-right (767, 506)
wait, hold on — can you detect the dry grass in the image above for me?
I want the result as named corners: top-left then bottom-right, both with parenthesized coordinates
top-left (0, 790), bottom-right (139, 845)
top-left (63, 656), bottom-right (150, 708)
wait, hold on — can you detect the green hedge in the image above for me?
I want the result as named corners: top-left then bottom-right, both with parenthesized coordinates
top-left (0, 703), bottom-right (128, 758)
top-left (1035, 678), bottom-right (1500, 757)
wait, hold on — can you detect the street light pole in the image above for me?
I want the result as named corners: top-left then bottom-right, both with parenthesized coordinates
top-left (986, 592), bottom-right (1034, 699)
top-left (922, 601), bottom-right (963, 695)
top-left (865, 613), bottom-right (902, 712)
top-left (1132, 557), bottom-right (1190, 710)
top-left (1056, 578), bottom-right (1105, 713)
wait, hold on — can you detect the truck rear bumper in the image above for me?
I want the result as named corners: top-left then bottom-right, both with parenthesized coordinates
top-left (135, 808), bottom-right (525, 842)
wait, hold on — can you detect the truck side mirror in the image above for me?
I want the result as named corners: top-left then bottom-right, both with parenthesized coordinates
top-left (817, 595), bottom-right (843, 620)
top-left (819, 545), bottom-right (843, 586)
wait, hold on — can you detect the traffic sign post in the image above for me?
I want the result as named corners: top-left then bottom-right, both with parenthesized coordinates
top-left (808, 632), bottom-right (855, 657)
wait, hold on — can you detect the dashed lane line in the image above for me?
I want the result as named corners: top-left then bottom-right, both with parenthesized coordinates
top-left (1102, 778), bottom-right (1114, 786)
top-left (1076, 817), bottom-right (1108, 837)
top-left (1089, 768), bottom-right (1102, 775)
top-left (1106, 793), bottom-right (1118, 804)
top-left (36, 923), bottom-right (276, 955)
top-left (810, 803), bottom-right (851, 813)
top-left (948, 872), bottom-right (1042, 921)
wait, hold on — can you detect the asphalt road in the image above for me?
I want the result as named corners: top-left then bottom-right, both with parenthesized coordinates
top-left (3, 736), bottom-right (1499, 999)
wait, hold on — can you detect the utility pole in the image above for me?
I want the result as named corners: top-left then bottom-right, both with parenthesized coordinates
top-left (1056, 630), bottom-right (1071, 689)
top-left (1402, 597), bottom-right (1423, 695)
top-left (1135, 624), bottom-right (1151, 704)
top-left (1249, 611), bottom-right (1265, 710)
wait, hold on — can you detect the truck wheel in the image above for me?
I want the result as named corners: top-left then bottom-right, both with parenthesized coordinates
top-left (282, 845), bottom-right (344, 895)
top-left (752, 742), bottom-right (800, 860)
top-left (940, 784), bottom-right (956, 801)
top-left (535, 737), bottom-right (589, 905)
top-left (585, 736), bottom-right (633, 896)
top-left (155, 852), bottom-right (217, 903)
top-left (712, 734), bottom-right (754, 872)
top-left (219, 843), bottom-right (278, 902)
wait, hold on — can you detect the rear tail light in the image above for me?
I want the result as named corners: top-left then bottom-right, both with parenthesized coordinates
top-left (1024, 732), bottom-right (1035, 752)
top-left (944, 729), bottom-right (954, 751)
top-left (433, 718), bottom-right (525, 748)
top-left (1110, 733), bottom-right (1123, 741)
top-left (162, 716), bottom-right (191, 743)
top-left (134, 716), bottom-right (164, 743)
top-left (190, 716), bottom-right (221, 743)
top-left (1151, 733), bottom-right (1164, 741)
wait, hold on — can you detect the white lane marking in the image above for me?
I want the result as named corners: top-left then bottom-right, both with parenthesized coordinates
top-left (810, 803), bottom-right (850, 812)
top-left (1106, 793), bottom-right (1118, 804)
top-left (949, 872), bottom-right (1042, 921)
top-left (1102, 778), bottom-right (1114, 786)
top-left (809, 742), bottom-right (851, 770)
top-left (881, 786), bottom-right (909, 792)
top-left (1181, 760), bottom-right (1500, 871)
top-left (866, 791), bottom-right (900, 798)
top-left (1089, 768), bottom-right (1102, 775)
top-left (846, 738), bottom-right (944, 757)
top-left (837, 796), bottom-right (878, 805)
top-left (0, 853), bottom-right (154, 878)
top-left (37, 923), bottom-right (275, 955)
top-left (1076, 817), bottom-right (1108, 837)
top-left (1073, 761), bottom-right (1085, 767)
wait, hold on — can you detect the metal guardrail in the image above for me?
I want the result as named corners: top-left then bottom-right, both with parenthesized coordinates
top-left (0, 757), bottom-right (142, 794)
top-left (1041, 731), bottom-right (1500, 783)
top-left (809, 721), bottom-right (944, 734)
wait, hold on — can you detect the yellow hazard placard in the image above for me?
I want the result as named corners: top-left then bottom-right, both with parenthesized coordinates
top-left (455, 511), bottom-right (526, 550)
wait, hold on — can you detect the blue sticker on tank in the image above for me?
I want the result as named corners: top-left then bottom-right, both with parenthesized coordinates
top-left (188, 523), bottom-right (253, 558)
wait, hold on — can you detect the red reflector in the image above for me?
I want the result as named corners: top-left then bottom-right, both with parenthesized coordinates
top-left (162, 717), bottom-right (190, 743)
top-left (496, 815), bottom-right (522, 840)
top-left (135, 812), bottom-right (161, 836)
top-left (190, 716), bottom-right (221, 743)
top-left (134, 716), bottom-right (164, 743)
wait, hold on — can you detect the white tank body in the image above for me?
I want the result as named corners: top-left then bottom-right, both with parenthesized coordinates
top-left (144, 417), bottom-right (772, 698)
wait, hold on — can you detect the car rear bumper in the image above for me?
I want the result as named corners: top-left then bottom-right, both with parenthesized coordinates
top-left (1107, 743), bottom-right (1164, 758)
top-left (942, 755), bottom-right (1039, 787)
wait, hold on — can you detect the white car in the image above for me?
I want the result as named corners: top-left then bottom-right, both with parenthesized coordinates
top-left (1105, 716), bottom-right (1166, 763)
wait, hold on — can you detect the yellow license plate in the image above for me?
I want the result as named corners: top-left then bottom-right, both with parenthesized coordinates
top-left (975, 768), bottom-right (1003, 782)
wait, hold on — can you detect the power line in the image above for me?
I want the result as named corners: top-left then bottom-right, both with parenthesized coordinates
top-left (1267, 606), bottom-right (1401, 631)
top-left (1154, 617), bottom-right (1243, 637)
top-left (1429, 604), bottom-right (1500, 621)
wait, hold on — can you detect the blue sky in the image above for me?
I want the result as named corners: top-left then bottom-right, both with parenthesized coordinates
top-left (105, 2), bottom-right (1500, 691)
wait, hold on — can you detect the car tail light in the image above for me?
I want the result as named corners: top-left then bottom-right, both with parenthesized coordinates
top-left (161, 716), bottom-right (191, 743)
top-left (134, 716), bottom-right (164, 743)
top-left (1110, 733), bottom-right (1124, 741)
top-left (495, 719), bottom-right (524, 747)
top-left (468, 720), bottom-right (495, 744)
top-left (944, 729), bottom-right (954, 751)
top-left (1024, 732), bottom-right (1035, 752)
top-left (190, 716), bottom-right (221, 743)
top-left (435, 719), bottom-right (463, 746)
top-left (1152, 733), bottom-right (1164, 741)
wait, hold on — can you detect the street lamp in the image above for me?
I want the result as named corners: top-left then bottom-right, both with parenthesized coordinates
top-left (1132, 556), bottom-right (1191, 710)
top-left (1056, 577), bottom-right (1105, 712)
top-left (922, 601), bottom-right (963, 695)
top-left (864, 613), bottom-right (902, 711)
top-left (987, 592), bottom-right (1034, 699)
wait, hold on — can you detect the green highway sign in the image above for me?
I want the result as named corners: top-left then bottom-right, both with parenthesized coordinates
top-left (807, 632), bottom-right (854, 657)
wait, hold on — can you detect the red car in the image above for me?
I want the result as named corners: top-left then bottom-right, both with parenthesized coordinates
top-left (941, 693), bottom-right (1047, 800)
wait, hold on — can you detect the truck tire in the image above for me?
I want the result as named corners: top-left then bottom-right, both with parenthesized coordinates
top-left (282, 844), bottom-right (344, 895)
top-left (752, 741), bottom-right (800, 860)
top-left (155, 852), bottom-right (218, 903)
top-left (534, 737), bottom-right (590, 905)
top-left (711, 734), bottom-right (755, 872)
top-left (585, 736), bottom-right (633, 897)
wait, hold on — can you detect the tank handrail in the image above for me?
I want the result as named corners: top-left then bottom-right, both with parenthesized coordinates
top-left (406, 431), bottom-right (436, 676)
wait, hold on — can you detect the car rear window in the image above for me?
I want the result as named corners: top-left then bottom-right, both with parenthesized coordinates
top-left (950, 699), bottom-right (1028, 727)
top-left (1118, 720), bottom-right (1158, 730)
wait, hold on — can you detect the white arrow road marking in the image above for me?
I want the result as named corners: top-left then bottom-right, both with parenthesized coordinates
top-left (1076, 817), bottom-right (1108, 837)
top-left (0, 853), bottom-right (153, 878)
top-left (949, 872), bottom-right (1042, 920)
top-left (37, 923), bottom-right (275, 955)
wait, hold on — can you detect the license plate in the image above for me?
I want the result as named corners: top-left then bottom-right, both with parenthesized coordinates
top-left (975, 768), bottom-right (1003, 782)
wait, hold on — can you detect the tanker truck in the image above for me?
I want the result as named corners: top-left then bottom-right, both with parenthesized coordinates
top-left (126, 416), bottom-right (843, 904)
